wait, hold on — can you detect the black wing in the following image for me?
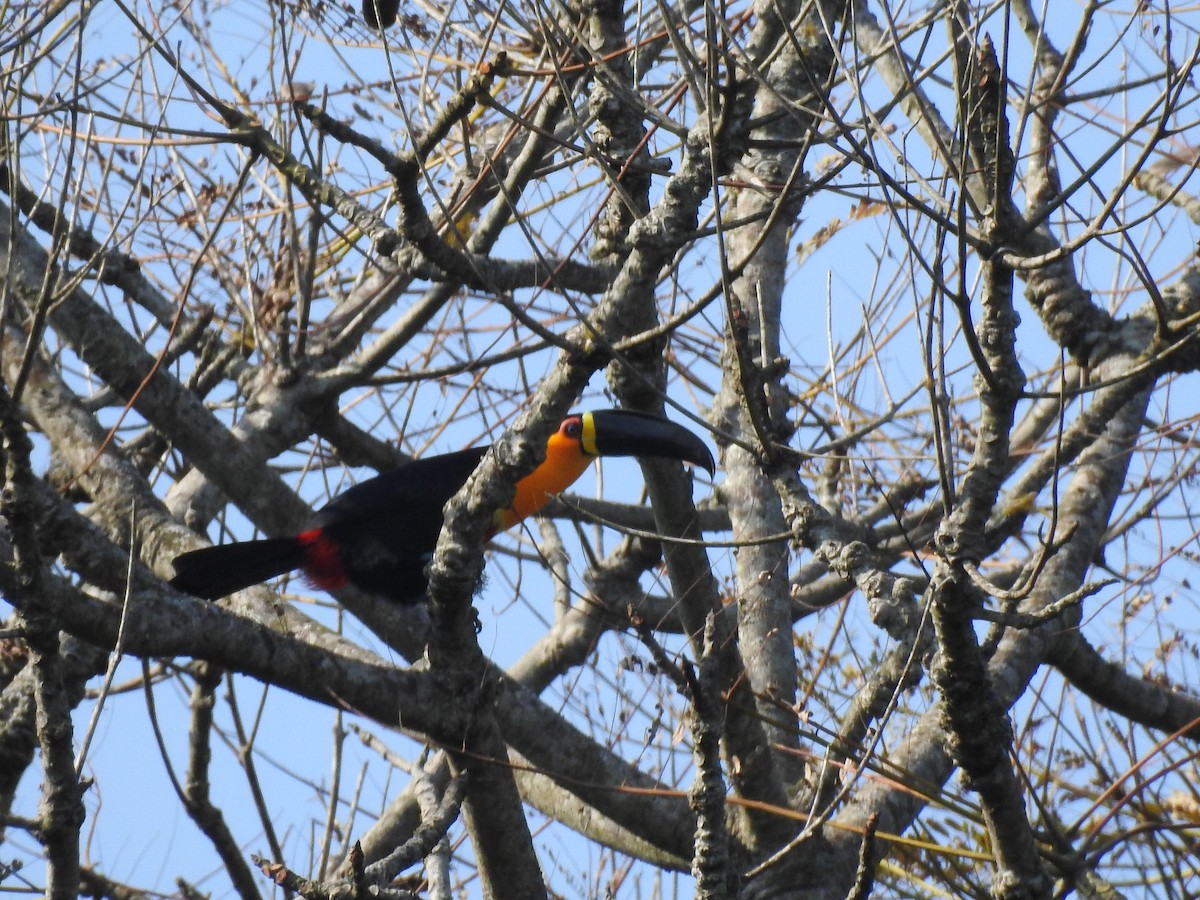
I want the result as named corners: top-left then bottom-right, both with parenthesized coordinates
top-left (307, 447), bottom-right (489, 601)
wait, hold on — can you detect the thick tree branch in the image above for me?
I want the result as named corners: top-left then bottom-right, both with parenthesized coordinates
top-left (1047, 631), bottom-right (1200, 740)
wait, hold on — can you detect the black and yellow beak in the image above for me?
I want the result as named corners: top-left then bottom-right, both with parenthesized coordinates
top-left (580, 409), bottom-right (715, 474)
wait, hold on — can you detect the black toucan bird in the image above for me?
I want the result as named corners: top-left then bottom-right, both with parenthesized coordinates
top-left (170, 410), bottom-right (714, 603)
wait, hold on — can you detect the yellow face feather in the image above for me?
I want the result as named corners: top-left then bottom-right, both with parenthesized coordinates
top-left (492, 413), bottom-right (597, 533)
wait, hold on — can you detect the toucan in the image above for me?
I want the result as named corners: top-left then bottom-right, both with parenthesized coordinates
top-left (169, 410), bottom-right (714, 603)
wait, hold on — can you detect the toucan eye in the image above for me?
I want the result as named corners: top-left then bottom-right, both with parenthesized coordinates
top-left (564, 420), bottom-right (583, 438)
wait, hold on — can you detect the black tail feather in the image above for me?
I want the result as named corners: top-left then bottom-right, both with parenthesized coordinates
top-left (169, 538), bottom-right (306, 600)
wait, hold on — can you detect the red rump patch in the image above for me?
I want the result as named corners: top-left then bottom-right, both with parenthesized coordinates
top-left (297, 529), bottom-right (348, 590)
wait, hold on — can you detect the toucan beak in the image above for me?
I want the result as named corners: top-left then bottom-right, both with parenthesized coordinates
top-left (584, 409), bottom-right (716, 475)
